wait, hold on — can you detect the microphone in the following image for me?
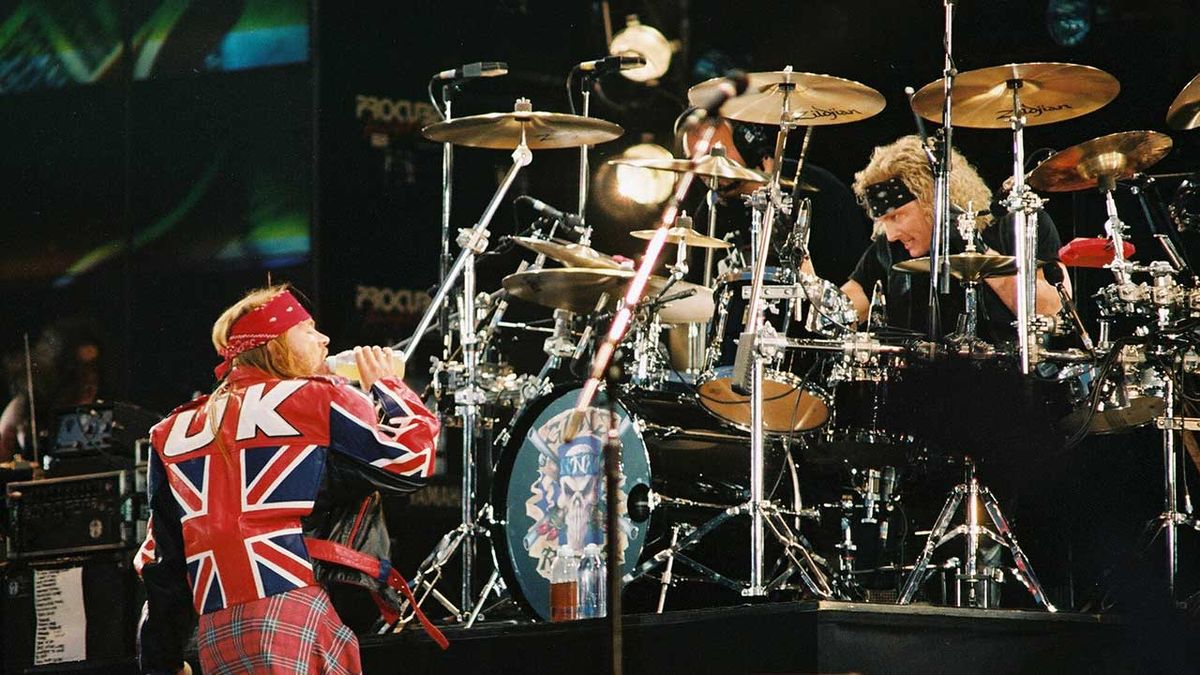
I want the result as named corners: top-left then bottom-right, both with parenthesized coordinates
top-left (433, 61), bottom-right (508, 80)
top-left (579, 55), bottom-right (646, 73)
top-left (516, 195), bottom-right (585, 233)
top-left (1042, 261), bottom-right (1095, 353)
top-left (680, 70), bottom-right (750, 130)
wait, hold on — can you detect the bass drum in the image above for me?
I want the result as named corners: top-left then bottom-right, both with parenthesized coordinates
top-left (492, 384), bottom-right (788, 620)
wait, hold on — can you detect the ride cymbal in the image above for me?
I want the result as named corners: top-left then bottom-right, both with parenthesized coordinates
top-left (628, 226), bottom-right (732, 249)
top-left (1027, 131), bottom-right (1173, 192)
top-left (1167, 72), bottom-right (1200, 131)
top-left (510, 236), bottom-right (622, 269)
top-left (608, 154), bottom-right (766, 183)
top-left (502, 268), bottom-right (714, 323)
top-left (893, 252), bottom-right (1017, 283)
top-left (688, 70), bottom-right (885, 126)
top-left (910, 62), bottom-right (1119, 129)
top-left (422, 105), bottom-right (623, 149)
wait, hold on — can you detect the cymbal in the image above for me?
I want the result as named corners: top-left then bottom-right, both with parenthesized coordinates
top-left (608, 154), bottom-right (766, 183)
top-left (1058, 237), bottom-right (1136, 268)
top-left (628, 226), bottom-right (732, 249)
top-left (422, 110), bottom-right (623, 149)
top-left (688, 70), bottom-right (885, 126)
top-left (502, 268), bottom-right (714, 323)
top-left (1027, 131), bottom-right (1173, 192)
top-left (910, 62), bottom-right (1119, 129)
top-left (893, 252), bottom-right (1017, 283)
top-left (1167, 72), bottom-right (1200, 130)
top-left (510, 236), bottom-right (622, 269)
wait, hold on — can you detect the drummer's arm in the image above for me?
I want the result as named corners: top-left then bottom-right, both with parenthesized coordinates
top-left (981, 259), bottom-right (1068, 316)
top-left (841, 279), bottom-right (870, 325)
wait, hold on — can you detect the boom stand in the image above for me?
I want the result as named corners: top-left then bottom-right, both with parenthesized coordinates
top-left (1150, 374), bottom-right (1200, 602)
top-left (400, 112), bottom-right (534, 619)
top-left (898, 458), bottom-right (1056, 610)
top-left (1002, 80), bottom-right (1046, 375)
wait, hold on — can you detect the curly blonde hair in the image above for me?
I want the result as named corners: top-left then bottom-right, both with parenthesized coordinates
top-left (852, 135), bottom-right (993, 236)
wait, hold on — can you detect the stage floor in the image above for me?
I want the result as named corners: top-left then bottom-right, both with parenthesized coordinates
top-left (362, 600), bottom-right (1199, 674)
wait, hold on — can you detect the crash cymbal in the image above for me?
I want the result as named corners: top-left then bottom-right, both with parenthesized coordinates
top-left (688, 70), bottom-right (885, 126)
top-left (422, 103), bottom-right (623, 149)
top-left (510, 236), bottom-right (622, 269)
top-left (502, 268), bottom-right (714, 323)
top-left (628, 226), bottom-right (732, 249)
top-left (893, 252), bottom-right (1017, 283)
top-left (1027, 131), bottom-right (1173, 192)
top-left (1167, 72), bottom-right (1200, 131)
top-left (910, 62), bottom-right (1119, 129)
top-left (608, 153), bottom-right (767, 183)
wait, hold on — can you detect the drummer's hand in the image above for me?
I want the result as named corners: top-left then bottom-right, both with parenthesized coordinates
top-left (176, 662), bottom-right (193, 675)
top-left (354, 346), bottom-right (402, 392)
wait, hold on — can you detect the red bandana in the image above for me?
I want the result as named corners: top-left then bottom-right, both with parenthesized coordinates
top-left (214, 290), bottom-right (312, 379)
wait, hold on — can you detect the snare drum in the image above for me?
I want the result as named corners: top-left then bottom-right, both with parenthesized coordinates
top-left (696, 269), bottom-right (857, 433)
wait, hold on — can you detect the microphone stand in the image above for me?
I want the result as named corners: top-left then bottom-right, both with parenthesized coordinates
top-left (927, 0), bottom-right (957, 342)
top-left (438, 79), bottom-right (461, 362)
top-left (576, 68), bottom-right (596, 244)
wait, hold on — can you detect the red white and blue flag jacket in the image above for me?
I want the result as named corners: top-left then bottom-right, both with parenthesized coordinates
top-left (135, 366), bottom-right (438, 673)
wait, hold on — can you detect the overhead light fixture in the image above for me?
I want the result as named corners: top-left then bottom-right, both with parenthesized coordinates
top-left (611, 143), bottom-right (675, 205)
top-left (609, 14), bottom-right (672, 83)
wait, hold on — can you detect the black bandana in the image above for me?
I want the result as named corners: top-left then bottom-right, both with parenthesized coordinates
top-left (863, 175), bottom-right (916, 219)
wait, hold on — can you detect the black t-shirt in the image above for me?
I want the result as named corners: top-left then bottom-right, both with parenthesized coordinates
top-left (848, 210), bottom-right (1062, 342)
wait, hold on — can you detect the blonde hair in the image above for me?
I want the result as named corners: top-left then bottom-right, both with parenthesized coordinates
top-left (211, 284), bottom-right (310, 382)
top-left (853, 135), bottom-right (993, 236)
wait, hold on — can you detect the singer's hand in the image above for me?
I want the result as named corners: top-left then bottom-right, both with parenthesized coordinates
top-left (354, 346), bottom-right (403, 392)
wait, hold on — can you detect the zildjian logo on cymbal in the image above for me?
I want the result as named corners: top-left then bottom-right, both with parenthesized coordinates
top-left (995, 102), bottom-right (1074, 120)
top-left (792, 107), bottom-right (862, 121)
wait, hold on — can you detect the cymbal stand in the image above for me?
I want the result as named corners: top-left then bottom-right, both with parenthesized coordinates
top-left (945, 207), bottom-right (990, 353)
top-left (576, 69), bottom-right (598, 244)
top-left (401, 101), bottom-right (534, 618)
top-left (927, 0), bottom-right (958, 340)
top-left (1149, 370), bottom-right (1200, 602)
top-left (898, 458), bottom-right (1056, 610)
top-left (1002, 79), bottom-right (1046, 374)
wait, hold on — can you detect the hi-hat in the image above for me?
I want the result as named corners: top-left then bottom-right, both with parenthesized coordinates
top-left (502, 268), bottom-right (714, 323)
top-left (1167, 72), bottom-right (1200, 131)
top-left (688, 70), bottom-right (885, 126)
top-left (1027, 131), bottom-right (1173, 192)
top-left (910, 62), bottom-right (1119, 129)
top-left (510, 236), bottom-right (622, 269)
top-left (893, 252), bottom-right (1017, 283)
top-left (608, 154), bottom-right (766, 183)
top-left (628, 226), bottom-right (731, 249)
top-left (422, 108), bottom-right (623, 149)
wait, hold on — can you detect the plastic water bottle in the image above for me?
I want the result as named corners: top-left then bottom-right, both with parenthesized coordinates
top-left (578, 543), bottom-right (608, 618)
top-left (549, 545), bottom-right (580, 622)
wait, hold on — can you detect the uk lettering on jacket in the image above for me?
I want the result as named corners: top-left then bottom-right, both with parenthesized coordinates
top-left (135, 367), bottom-right (437, 612)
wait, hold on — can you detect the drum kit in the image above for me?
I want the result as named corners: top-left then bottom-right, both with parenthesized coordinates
top-left (388, 45), bottom-right (1200, 627)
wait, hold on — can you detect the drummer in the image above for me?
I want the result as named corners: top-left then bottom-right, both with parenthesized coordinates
top-left (839, 135), bottom-right (1069, 340)
top-left (681, 118), bottom-right (872, 283)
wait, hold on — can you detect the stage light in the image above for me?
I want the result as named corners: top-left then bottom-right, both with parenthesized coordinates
top-left (612, 143), bottom-right (675, 205)
top-left (609, 15), bottom-right (672, 83)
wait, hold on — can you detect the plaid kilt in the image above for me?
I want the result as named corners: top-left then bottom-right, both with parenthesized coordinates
top-left (197, 585), bottom-right (362, 674)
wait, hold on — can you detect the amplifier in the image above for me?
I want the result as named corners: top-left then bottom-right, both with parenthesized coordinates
top-left (6, 471), bottom-right (135, 560)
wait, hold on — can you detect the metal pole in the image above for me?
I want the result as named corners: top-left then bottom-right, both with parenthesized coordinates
top-left (577, 79), bottom-right (592, 244)
top-left (1008, 83), bottom-right (1035, 374)
top-left (1164, 374), bottom-right (1178, 598)
top-left (928, 0), bottom-right (957, 341)
top-left (440, 86), bottom-right (457, 360)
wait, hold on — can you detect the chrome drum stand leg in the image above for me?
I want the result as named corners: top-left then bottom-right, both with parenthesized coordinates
top-left (898, 458), bottom-right (1056, 610)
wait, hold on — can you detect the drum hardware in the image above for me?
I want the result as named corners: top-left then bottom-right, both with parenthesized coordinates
top-left (1167, 71), bottom-right (1200, 131)
top-left (403, 99), bottom-right (624, 618)
top-left (817, 466), bottom-right (901, 600)
top-left (501, 267), bottom-right (714, 325)
top-left (912, 62), bottom-right (1120, 372)
top-left (1149, 374), bottom-right (1200, 602)
top-left (897, 458), bottom-right (1056, 611)
top-left (509, 235), bottom-right (622, 269)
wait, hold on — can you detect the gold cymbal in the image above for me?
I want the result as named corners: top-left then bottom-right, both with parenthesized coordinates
top-left (893, 252), bottom-right (1017, 283)
top-left (422, 109), bottom-right (623, 149)
top-left (688, 70), bottom-right (885, 126)
top-left (1167, 72), bottom-right (1200, 131)
top-left (910, 62), bottom-right (1119, 129)
top-left (628, 226), bottom-right (732, 249)
top-left (608, 153), bottom-right (766, 183)
top-left (1027, 131), bottom-right (1173, 192)
top-left (510, 236), bottom-right (622, 269)
top-left (502, 268), bottom-right (714, 323)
